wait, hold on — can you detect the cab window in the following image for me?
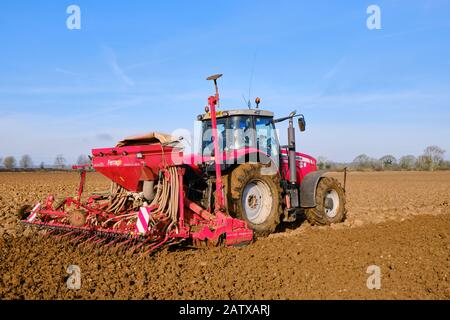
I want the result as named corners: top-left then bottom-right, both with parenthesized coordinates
top-left (202, 119), bottom-right (226, 156)
top-left (255, 116), bottom-right (279, 158)
top-left (229, 116), bottom-right (253, 150)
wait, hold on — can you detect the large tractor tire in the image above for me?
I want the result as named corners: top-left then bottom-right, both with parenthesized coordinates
top-left (305, 177), bottom-right (346, 226)
top-left (223, 163), bottom-right (283, 236)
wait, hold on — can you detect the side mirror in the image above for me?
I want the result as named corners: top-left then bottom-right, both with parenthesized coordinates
top-left (298, 116), bottom-right (306, 132)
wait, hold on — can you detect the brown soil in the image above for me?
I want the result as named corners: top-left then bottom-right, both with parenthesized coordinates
top-left (0, 171), bottom-right (449, 299)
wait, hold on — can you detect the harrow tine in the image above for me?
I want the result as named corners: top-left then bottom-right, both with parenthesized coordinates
top-left (133, 234), bottom-right (162, 256)
top-left (70, 233), bottom-right (88, 243)
top-left (44, 229), bottom-right (57, 238)
top-left (52, 234), bottom-right (65, 241)
top-left (124, 239), bottom-right (141, 256)
top-left (137, 241), bottom-right (160, 259)
top-left (142, 245), bottom-right (157, 256)
top-left (96, 238), bottom-right (116, 254)
top-left (86, 237), bottom-right (107, 254)
top-left (142, 234), bottom-right (170, 256)
top-left (55, 230), bottom-right (77, 239)
top-left (122, 239), bottom-right (135, 254)
top-left (94, 237), bottom-right (108, 246)
top-left (113, 238), bottom-right (133, 254)
top-left (116, 238), bottom-right (132, 248)
top-left (104, 237), bottom-right (121, 248)
top-left (109, 244), bottom-right (120, 254)
top-left (128, 241), bottom-right (147, 255)
top-left (110, 241), bottom-right (125, 254)
top-left (137, 250), bottom-right (149, 261)
top-left (84, 237), bottom-right (102, 254)
top-left (81, 234), bottom-right (98, 245)
top-left (102, 237), bottom-right (121, 254)
top-left (98, 236), bottom-right (116, 253)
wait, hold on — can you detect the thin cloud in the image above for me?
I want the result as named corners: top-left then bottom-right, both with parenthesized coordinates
top-left (96, 133), bottom-right (114, 141)
top-left (103, 46), bottom-right (135, 86)
top-left (0, 85), bottom-right (120, 95)
top-left (124, 57), bottom-right (171, 72)
top-left (263, 89), bottom-right (450, 107)
top-left (323, 57), bottom-right (346, 81)
top-left (54, 68), bottom-right (82, 77)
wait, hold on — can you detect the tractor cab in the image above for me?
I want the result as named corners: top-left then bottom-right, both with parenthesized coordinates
top-left (197, 109), bottom-right (281, 160)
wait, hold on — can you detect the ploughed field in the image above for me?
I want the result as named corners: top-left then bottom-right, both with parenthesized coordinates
top-left (0, 171), bottom-right (449, 299)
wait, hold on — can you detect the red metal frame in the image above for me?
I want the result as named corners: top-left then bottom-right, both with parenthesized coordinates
top-left (24, 156), bottom-right (253, 250)
top-left (208, 93), bottom-right (225, 211)
top-left (21, 76), bottom-right (254, 252)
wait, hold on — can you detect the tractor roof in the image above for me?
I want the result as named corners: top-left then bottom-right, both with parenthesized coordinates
top-left (198, 109), bottom-right (274, 121)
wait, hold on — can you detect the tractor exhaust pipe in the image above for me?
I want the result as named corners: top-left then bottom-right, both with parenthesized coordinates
top-left (274, 110), bottom-right (304, 186)
top-left (274, 111), bottom-right (299, 184)
top-left (288, 117), bottom-right (297, 184)
top-left (287, 116), bottom-right (300, 208)
top-left (273, 110), bottom-right (306, 209)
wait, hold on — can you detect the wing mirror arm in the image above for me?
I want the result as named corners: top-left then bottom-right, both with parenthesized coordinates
top-left (273, 111), bottom-right (306, 132)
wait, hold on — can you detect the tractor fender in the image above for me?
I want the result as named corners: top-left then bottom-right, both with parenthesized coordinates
top-left (300, 170), bottom-right (330, 208)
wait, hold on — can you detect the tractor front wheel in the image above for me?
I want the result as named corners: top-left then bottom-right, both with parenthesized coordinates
top-left (224, 163), bottom-right (282, 236)
top-left (305, 177), bottom-right (346, 226)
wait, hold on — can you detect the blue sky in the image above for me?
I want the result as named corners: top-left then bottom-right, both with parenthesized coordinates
top-left (1, 0), bottom-right (449, 164)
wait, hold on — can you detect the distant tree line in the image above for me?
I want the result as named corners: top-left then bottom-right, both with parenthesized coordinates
top-left (1, 146), bottom-right (448, 172)
top-left (318, 146), bottom-right (449, 172)
top-left (0, 154), bottom-right (91, 171)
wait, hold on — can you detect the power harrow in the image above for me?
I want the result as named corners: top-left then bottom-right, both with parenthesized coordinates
top-left (20, 156), bottom-right (253, 254)
top-left (19, 76), bottom-right (254, 254)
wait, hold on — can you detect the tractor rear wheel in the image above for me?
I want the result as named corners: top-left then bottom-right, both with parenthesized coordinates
top-left (224, 163), bottom-right (282, 236)
top-left (305, 177), bottom-right (346, 226)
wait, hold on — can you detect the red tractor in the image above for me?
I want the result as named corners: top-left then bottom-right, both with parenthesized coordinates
top-left (187, 74), bottom-right (346, 235)
top-left (19, 74), bottom-right (346, 252)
